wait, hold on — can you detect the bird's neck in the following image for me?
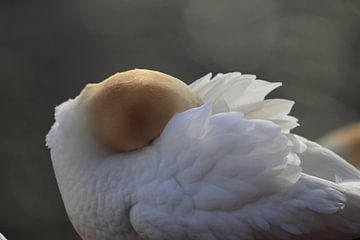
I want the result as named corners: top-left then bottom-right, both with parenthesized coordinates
top-left (48, 99), bottom-right (159, 239)
top-left (49, 129), bottom-right (138, 239)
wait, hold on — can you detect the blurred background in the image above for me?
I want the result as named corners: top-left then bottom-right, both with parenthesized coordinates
top-left (0, 0), bottom-right (359, 239)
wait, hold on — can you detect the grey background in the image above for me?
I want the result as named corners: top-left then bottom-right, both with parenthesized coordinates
top-left (0, 0), bottom-right (359, 239)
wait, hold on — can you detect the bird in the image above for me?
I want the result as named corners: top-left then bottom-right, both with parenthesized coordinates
top-left (46, 69), bottom-right (360, 240)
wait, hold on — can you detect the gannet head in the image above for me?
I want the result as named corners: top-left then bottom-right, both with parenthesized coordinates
top-left (78, 69), bottom-right (202, 152)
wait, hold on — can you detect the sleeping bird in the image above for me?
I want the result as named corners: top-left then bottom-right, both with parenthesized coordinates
top-left (46, 69), bottom-right (360, 240)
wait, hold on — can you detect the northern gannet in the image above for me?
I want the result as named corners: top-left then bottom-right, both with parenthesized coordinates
top-left (47, 69), bottom-right (360, 240)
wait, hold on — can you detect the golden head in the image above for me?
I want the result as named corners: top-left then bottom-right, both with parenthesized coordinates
top-left (80, 69), bottom-right (202, 152)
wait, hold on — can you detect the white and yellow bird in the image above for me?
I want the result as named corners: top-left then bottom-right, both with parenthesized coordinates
top-left (46, 69), bottom-right (360, 240)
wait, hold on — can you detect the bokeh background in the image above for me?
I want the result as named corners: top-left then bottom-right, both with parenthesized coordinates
top-left (1, 0), bottom-right (359, 239)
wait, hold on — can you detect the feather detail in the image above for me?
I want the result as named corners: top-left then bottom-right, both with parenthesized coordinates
top-left (289, 134), bottom-right (360, 182)
top-left (130, 105), bottom-right (360, 240)
top-left (190, 73), bottom-right (298, 132)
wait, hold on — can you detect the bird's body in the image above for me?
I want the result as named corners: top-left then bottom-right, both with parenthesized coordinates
top-left (47, 70), bottom-right (360, 240)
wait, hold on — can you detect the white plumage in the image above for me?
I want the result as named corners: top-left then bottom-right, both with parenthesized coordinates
top-left (47, 70), bottom-right (360, 240)
top-left (0, 233), bottom-right (6, 240)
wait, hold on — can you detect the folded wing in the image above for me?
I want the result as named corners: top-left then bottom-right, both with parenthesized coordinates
top-left (130, 105), bottom-right (360, 239)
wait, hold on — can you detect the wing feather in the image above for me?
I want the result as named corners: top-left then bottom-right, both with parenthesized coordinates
top-left (130, 75), bottom-right (360, 239)
top-left (131, 105), bottom-right (358, 239)
top-left (190, 73), bottom-right (298, 132)
top-left (288, 134), bottom-right (360, 182)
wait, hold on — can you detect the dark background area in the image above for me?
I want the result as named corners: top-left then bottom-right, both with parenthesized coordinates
top-left (0, 1), bottom-right (359, 239)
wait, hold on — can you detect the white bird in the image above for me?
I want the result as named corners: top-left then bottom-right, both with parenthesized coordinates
top-left (46, 69), bottom-right (360, 240)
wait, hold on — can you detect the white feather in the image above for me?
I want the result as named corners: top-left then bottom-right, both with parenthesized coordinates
top-left (289, 134), bottom-right (360, 182)
top-left (190, 72), bottom-right (298, 132)
top-left (0, 233), bottom-right (6, 240)
top-left (129, 105), bottom-right (360, 239)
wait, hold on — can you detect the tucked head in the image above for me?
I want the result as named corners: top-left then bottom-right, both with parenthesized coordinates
top-left (79, 69), bottom-right (202, 152)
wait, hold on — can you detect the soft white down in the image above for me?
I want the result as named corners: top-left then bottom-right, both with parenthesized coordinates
top-left (47, 70), bottom-right (360, 240)
top-left (0, 233), bottom-right (6, 240)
